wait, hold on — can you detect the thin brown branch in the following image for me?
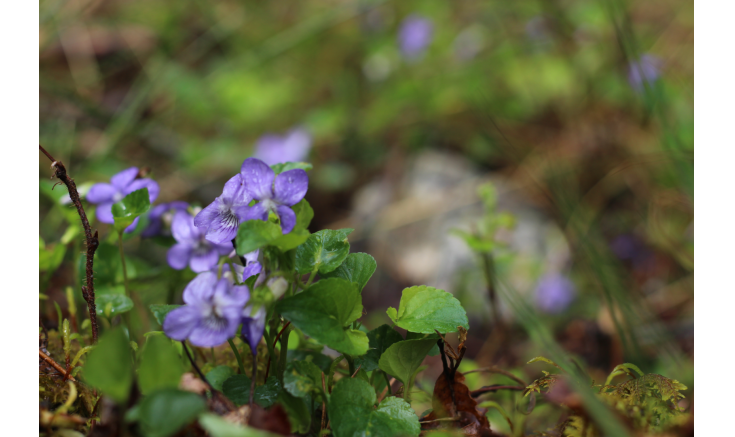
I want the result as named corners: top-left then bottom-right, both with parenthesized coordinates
top-left (182, 342), bottom-right (214, 391)
top-left (376, 377), bottom-right (395, 404)
top-left (39, 349), bottom-right (76, 382)
top-left (350, 364), bottom-right (362, 378)
top-left (39, 145), bottom-right (99, 343)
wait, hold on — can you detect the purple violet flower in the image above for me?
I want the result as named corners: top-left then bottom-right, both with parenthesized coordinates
top-left (239, 158), bottom-right (309, 234)
top-left (627, 54), bottom-right (661, 93)
top-left (534, 273), bottom-right (576, 314)
top-left (220, 251), bottom-right (262, 283)
top-left (194, 174), bottom-right (253, 244)
top-left (254, 128), bottom-right (312, 166)
top-left (168, 211), bottom-right (232, 273)
top-left (398, 14), bottom-right (433, 60)
top-left (241, 305), bottom-right (266, 355)
top-left (163, 271), bottom-right (249, 347)
top-left (142, 201), bottom-right (190, 238)
top-left (86, 167), bottom-right (159, 232)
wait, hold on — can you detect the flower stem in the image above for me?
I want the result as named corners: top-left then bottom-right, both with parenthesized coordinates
top-left (117, 233), bottom-right (130, 297)
top-left (305, 268), bottom-right (318, 288)
top-left (228, 338), bottom-right (246, 375)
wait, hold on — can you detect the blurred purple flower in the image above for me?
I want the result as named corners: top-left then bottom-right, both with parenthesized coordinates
top-left (240, 158), bottom-right (309, 234)
top-left (142, 201), bottom-right (189, 238)
top-left (163, 271), bottom-right (249, 347)
top-left (627, 54), bottom-right (661, 92)
top-left (253, 128), bottom-right (312, 166)
top-left (168, 211), bottom-right (232, 273)
top-left (220, 251), bottom-right (262, 283)
top-left (241, 305), bottom-right (266, 355)
top-left (194, 174), bottom-right (253, 244)
top-left (535, 273), bottom-right (576, 314)
top-left (398, 14), bottom-right (433, 60)
top-left (86, 167), bottom-right (159, 232)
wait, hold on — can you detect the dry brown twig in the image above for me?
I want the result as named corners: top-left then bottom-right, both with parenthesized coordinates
top-left (39, 349), bottom-right (76, 382)
top-left (39, 145), bottom-right (100, 343)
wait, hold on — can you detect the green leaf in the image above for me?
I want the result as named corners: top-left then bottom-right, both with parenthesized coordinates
top-left (83, 243), bottom-right (123, 286)
top-left (39, 240), bottom-right (67, 272)
top-left (287, 350), bottom-right (332, 372)
top-left (138, 388), bottom-right (206, 437)
top-left (236, 220), bottom-right (310, 255)
top-left (405, 332), bottom-right (440, 356)
top-left (291, 199), bottom-right (314, 231)
top-left (321, 253), bottom-right (377, 292)
top-left (222, 375), bottom-right (282, 408)
top-left (386, 286), bottom-right (469, 334)
top-left (96, 293), bottom-right (133, 318)
top-left (206, 366), bottom-right (235, 392)
top-left (277, 391), bottom-right (311, 434)
top-left (83, 327), bottom-right (133, 403)
top-left (295, 228), bottom-right (353, 274)
top-left (283, 360), bottom-right (324, 399)
top-left (275, 278), bottom-right (368, 356)
top-left (271, 162), bottom-right (313, 174)
top-left (199, 413), bottom-right (280, 437)
top-left (149, 304), bottom-right (182, 326)
top-left (111, 188), bottom-right (151, 232)
top-left (378, 339), bottom-right (436, 386)
top-left (328, 378), bottom-right (420, 437)
top-left (138, 335), bottom-right (185, 395)
top-left (355, 325), bottom-right (403, 372)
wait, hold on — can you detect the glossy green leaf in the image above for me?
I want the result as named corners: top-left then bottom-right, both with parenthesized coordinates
top-left (386, 286), bottom-right (469, 334)
top-left (199, 413), bottom-right (279, 437)
top-left (222, 375), bottom-right (281, 408)
top-left (378, 339), bottom-right (437, 386)
top-left (275, 278), bottom-right (368, 356)
top-left (291, 199), bottom-right (314, 231)
top-left (96, 292), bottom-right (133, 318)
top-left (321, 252), bottom-right (377, 292)
top-left (236, 220), bottom-right (310, 255)
top-left (283, 360), bottom-right (323, 398)
top-left (149, 304), bottom-right (182, 326)
top-left (355, 324), bottom-right (403, 372)
top-left (295, 228), bottom-right (353, 274)
top-left (83, 327), bottom-right (133, 403)
top-left (111, 188), bottom-right (151, 232)
top-left (271, 162), bottom-right (313, 174)
top-left (138, 335), bottom-right (185, 395)
top-left (138, 388), bottom-right (206, 437)
top-left (206, 365), bottom-right (235, 392)
top-left (328, 378), bottom-right (420, 437)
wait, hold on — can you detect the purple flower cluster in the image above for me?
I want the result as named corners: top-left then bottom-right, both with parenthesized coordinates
top-left (254, 128), bottom-right (312, 166)
top-left (86, 167), bottom-right (160, 232)
top-left (163, 157), bottom-right (308, 273)
top-left (163, 267), bottom-right (266, 349)
top-left (163, 272), bottom-right (250, 347)
top-left (142, 201), bottom-right (189, 238)
top-left (398, 14), bottom-right (433, 60)
top-left (627, 54), bottom-right (661, 93)
top-left (534, 273), bottom-right (576, 314)
top-left (168, 211), bottom-right (232, 273)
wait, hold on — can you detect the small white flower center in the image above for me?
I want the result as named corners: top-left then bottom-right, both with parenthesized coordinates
top-left (261, 198), bottom-right (277, 212)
